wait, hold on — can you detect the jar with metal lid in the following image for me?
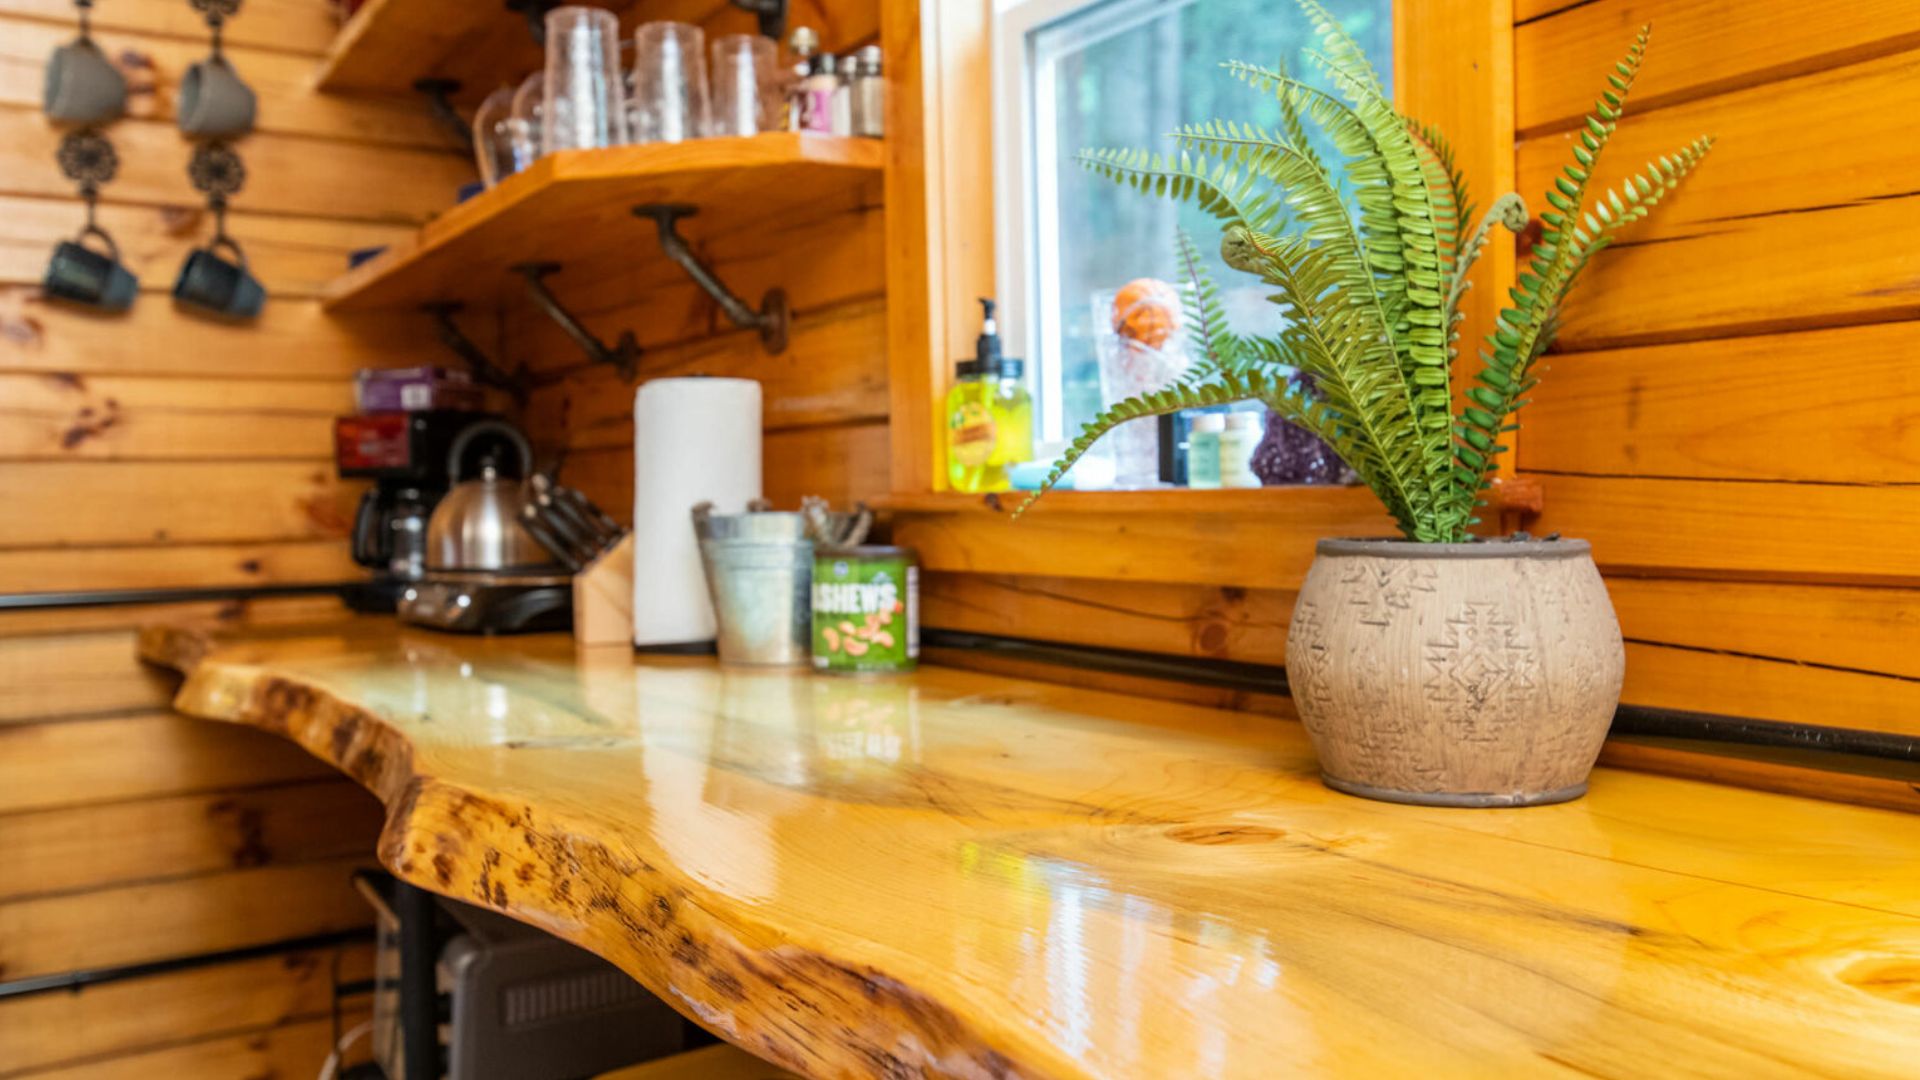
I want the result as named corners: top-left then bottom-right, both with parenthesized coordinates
top-left (849, 44), bottom-right (884, 138)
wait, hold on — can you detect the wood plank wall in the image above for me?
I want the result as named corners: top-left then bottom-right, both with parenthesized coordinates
top-left (0, 0), bottom-right (455, 1071)
top-left (530, 0), bottom-right (889, 517)
top-left (918, 0), bottom-right (1920, 761)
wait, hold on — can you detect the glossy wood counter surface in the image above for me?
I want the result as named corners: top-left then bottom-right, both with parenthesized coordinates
top-left (140, 620), bottom-right (1920, 1079)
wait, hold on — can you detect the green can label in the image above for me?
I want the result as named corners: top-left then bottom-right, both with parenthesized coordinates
top-left (812, 548), bottom-right (918, 674)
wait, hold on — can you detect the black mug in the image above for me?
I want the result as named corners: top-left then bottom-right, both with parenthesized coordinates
top-left (43, 226), bottom-right (139, 313)
top-left (173, 235), bottom-right (264, 320)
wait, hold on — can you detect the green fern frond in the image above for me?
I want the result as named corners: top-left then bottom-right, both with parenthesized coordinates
top-left (1076, 147), bottom-right (1283, 235)
top-left (1173, 229), bottom-right (1244, 380)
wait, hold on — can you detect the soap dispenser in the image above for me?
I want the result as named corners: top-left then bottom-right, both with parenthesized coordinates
top-left (946, 298), bottom-right (1013, 493)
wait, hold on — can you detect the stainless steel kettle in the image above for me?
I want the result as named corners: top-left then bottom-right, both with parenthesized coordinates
top-left (424, 420), bottom-right (558, 572)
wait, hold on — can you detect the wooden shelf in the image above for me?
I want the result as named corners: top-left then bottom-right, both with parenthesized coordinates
top-left (316, 0), bottom-right (548, 102)
top-left (321, 134), bottom-right (886, 312)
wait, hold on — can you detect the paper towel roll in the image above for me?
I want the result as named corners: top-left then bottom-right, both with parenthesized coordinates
top-left (632, 377), bottom-right (762, 647)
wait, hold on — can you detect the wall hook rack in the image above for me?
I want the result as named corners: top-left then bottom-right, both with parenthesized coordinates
top-left (729, 0), bottom-right (789, 40)
top-left (423, 302), bottom-right (531, 403)
top-left (512, 263), bottom-right (640, 380)
top-left (633, 204), bottom-right (789, 355)
top-left (412, 79), bottom-right (474, 152)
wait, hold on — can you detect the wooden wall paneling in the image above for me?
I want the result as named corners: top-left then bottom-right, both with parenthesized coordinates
top-left (0, 711), bottom-right (336, 814)
top-left (0, 0), bottom-right (339, 55)
top-left (1, 780), bottom-right (383, 902)
top-left (0, 855), bottom-right (370, 981)
top-left (1596, 740), bottom-right (1920, 817)
top-left (925, 645), bottom-right (1295, 722)
top-left (1619, 640), bottom-right (1920, 739)
top-left (1528, 475), bottom-right (1920, 583)
top-left (0, 461), bottom-right (361, 548)
top-left (0, 294), bottom-right (437, 379)
top-left (526, 298), bottom-right (890, 451)
top-left (0, 541), bottom-right (360, 594)
top-left (0, 943), bottom-right (374, 1076)
top-left (0, 197), bottom-right (414, 299)
top-left (1522, 322), bottom-right (1920, 483)
top-left (15, 1012), bottom-right (372, 1080)
top-left (0, 373), bottom-right (352, 461)
top-left (1607, 578), bottom-right (1920, 681)
top-left (1514, 0), bottom-right (1920, 135)
top-left (922, 572), bottom-right (1294, 664)
top-left (0, 15), bottom-right (452, 149)
top-left (0, 596), bottom-right (347, 639)
top-left (895, 489), bottom-right (1393, 591)
top-left (0, 629), bottom-right (175, 723)
top-left (0, 109), bottom-right (471, 225)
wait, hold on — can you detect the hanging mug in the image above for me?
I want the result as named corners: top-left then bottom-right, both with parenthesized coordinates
top-left (43, 34), bottom-right (126, 125)
top-left (44, 224), bottom-right (139, 313)
top-left (173, 234), bottom-right (263, 320)
top-left (178, 55), bottom-right (255, 138)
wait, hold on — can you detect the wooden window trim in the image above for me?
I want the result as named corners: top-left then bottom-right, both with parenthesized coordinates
top-left (883, 1), bottom-right (1518, 587)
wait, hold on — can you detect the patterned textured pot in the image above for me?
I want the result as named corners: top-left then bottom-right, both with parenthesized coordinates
top-left (1284, 538), bottom-right (1625, 807)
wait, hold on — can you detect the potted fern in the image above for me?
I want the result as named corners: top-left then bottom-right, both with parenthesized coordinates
top-left (1018, 4), bottom-right (1711, 806)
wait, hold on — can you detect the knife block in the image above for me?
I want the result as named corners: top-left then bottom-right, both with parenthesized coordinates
top-left (572, 533), bottom-right (634, 645)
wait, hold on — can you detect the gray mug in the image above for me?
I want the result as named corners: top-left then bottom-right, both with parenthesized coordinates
top-left (44, 226), bottom-right (139, 313)
top-left (178, 56), bottom-right (255, 138)
top-left (43, 38), bottom-right (126, 125)
top-left (173, 235), bottom-right (264, 321)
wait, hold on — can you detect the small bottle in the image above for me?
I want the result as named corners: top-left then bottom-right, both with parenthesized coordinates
top-left (1187, 413), bottom-right (1225, 489)
top-left (1219, 411), bottom-right (1263, 488)
top-left (946, 299), bottom-right (1010, 493)
top-left (990, 355), bottom-right (1033, 467)
top-left (796, 52), bottom-right (841, 134)
top-left (850, 45), bottom-right (885, 138)
top-left (785, 27), bottom-right (819, 132)
top-left (826, 53), bottom-right (853, 135)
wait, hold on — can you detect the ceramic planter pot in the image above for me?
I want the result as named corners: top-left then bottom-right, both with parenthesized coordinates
top-left (1284, 538), bottom-right (1624, 807)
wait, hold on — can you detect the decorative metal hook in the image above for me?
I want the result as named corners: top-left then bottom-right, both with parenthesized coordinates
top-left (511, 263), bottom-right (640, 380)
top-left (632, 204), bottom-right (789, 355)
top-left (412, 78), bottom-right (474, 152)
top-left (423, 302), bottom-right (532, 404)
top-left (729, 0), bottom-right (789, 40)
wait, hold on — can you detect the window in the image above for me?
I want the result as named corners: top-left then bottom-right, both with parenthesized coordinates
top-left (993, 0), bottom-right (1393, 447)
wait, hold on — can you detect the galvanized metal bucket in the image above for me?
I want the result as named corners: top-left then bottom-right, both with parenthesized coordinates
top-left (694, 510), bottom-right (816, 667)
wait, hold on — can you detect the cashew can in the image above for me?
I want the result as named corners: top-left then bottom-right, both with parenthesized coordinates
top-left (811, 546), bottom-right (918, 674)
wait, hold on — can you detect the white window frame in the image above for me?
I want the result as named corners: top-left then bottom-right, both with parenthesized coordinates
top-left (992, 0), bottom-right (1197, 443)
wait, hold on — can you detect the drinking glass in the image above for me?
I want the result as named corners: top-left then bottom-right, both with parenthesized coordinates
top-left (709, 33), bottom-right (778, 137)
top-left (631, 22), bottom-right (709, 143)
top-left (509, 71), bottom-right (545, 164)
top-left (542, 6), bottom-right (628, 151)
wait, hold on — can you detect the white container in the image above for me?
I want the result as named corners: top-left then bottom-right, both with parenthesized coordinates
top-left (1187, 413), bottom-right (1225, 489)
top-left (1219, 411), bottom-right (1262, 488)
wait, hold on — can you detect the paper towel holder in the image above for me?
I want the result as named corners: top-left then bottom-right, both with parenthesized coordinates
top-left (633, 204), bottom-right (789, 355)
top-left (512, 262), bottom-right (641, 381)
top-left (422, 301), bottom-right (531, 403)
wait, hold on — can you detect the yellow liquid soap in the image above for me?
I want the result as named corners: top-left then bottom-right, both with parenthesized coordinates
top-left (946, 374), bottom-right (1008, 492)
top-left (991, 374), bottom-right (1033, 467)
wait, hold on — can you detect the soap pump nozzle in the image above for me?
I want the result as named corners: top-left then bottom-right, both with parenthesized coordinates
top-left (974, 297), bottom-right (1003, 373)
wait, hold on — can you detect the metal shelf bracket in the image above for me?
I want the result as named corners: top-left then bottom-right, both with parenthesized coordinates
top-left (423, 302), bottom-right (531, 403)
top-left (512, 262), bottom-right (641, 380)
top-left (633, 203), bottom-right (789, 355)
top-left (504, 0), bottom-right (562, 45)
top-left (412, 79), bottom-right (474, 152)
top-left (729, 0), bottom-right (788, 40)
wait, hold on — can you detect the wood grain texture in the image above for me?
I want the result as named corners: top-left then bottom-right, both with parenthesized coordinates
top-left (0, 461), bottom-right (361, 548)
top-left (13, 1011), bottom-right (371, 1080)
top-left (1522, 322), bottom-right (1920, 482)
top-left (0, 944), bottom-right (371, 1076)
top-left (0, 630), bottom-right (174, 722)
top-left (141, 619), bottom-right (1920, 1079)
top-left (0, 855), bottom-right (370, 981)
top-left (0, 710), bottom-right (336, 814)
top-left (1514, 0), bottom-right (1920, 135)
top-left (0, 779), bottom-right (382, 901)
top-left (0, 540), bottom-right (358, 593)
top-left (0, 0), bottom-right (339, 55)
top-left (0, 373), bottom-right (350, 461)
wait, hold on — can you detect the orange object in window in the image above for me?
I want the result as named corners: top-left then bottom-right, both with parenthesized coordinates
top-left (1110, 277), bottom-right (1181, 350)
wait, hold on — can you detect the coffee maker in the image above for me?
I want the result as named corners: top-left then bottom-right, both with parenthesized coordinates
top-left (336, 410), bottom-right (490, 611)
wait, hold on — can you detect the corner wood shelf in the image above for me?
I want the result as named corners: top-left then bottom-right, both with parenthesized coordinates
top-left (316, 0), bottom-right (546, 101)
top-left (321, 134), bottom-right (885, 313)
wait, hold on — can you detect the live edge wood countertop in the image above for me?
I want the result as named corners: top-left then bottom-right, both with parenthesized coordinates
top-left (139, 619), bottom-right (1920, 1080)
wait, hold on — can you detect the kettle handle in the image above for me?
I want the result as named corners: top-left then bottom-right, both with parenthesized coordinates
top-left (447, 419), bottom-right (533, 483)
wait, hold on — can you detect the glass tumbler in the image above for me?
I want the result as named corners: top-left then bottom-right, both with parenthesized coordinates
top-left (632, 21), bottom-right (710, 143)
top-left (542, 6), bottom-right (628, 151)
top-left (709, 33), bottom-right (778, 137)
top-left (471, 86), bottom-right (518, 187)
top-left (509, 71), bottom-right (545, 165)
